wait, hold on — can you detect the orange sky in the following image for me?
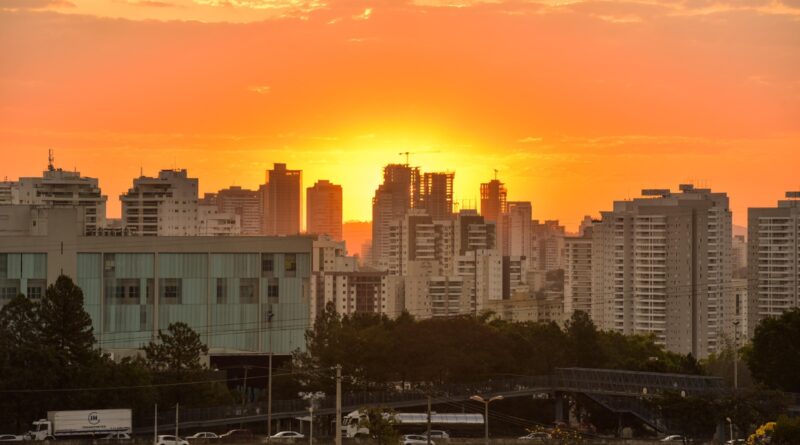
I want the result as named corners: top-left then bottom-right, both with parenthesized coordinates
top-left (1, 0), bottom-right (799, 230)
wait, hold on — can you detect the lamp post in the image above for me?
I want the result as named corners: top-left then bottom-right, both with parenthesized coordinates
top-left (726, 417), bottom-right (734, 443)
top-left (470, 395), bottom-right (503, 445)
top-left (266, 309), bottom-right (274, 443)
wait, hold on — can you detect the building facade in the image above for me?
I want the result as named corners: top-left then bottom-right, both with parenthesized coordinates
top-left (590, 185), bottom-right (733, 358)
top-left (564, 227), bottom-right (593, 318)
top-left (747, 192), bottom-right (800, 337)
top-left (307, 180), bottom-right (343, 240)
top-left (263, 163), bottom-right (302, 236)
top-left (0, 207), bottom-right (312, 358)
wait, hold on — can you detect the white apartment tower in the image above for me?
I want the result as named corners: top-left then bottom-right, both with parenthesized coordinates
top-left (591, 185), bottom-right (732, 358)
top-left (122, 169), bottom-right (239, 236)
top-left (502, 201), bottom-right (532, 258)
top-left (565, 226), bottom-right (593, 318)
top-left (11, 161), bottom-right (107, 235)
top-left (747, 192), bottom-right (800, 337)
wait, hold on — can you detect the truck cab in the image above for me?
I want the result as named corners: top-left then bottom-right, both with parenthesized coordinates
top-left (27, 420), bottom-right (54, 441)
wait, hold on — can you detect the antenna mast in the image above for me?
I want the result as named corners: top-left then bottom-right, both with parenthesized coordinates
top-left (48, 149), bottom-right (55, 171)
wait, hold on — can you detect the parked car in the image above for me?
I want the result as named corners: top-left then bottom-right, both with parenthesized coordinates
top-left (187, 433), bottom-right (219, 441)
top-left (219, 430), bottom-right (253, 442)
top-left (660, 436), bottom-right (687, 443)
top-left (157, 435), bottom-right (189, 445)
top-left (0, 435), bottom-right (24, 442)
top-left (270, 431), bottom-right (304, 439)
top-left (401, 435), bottom-right (435, 445)
top-left (418, 431), bottom-right (449, 440)
top-left (519, 432), bottom-right (551, 441)
top-left (100, 432), bottom-right (132, 441)
top-left (725, 440), bottom-right (746, 445)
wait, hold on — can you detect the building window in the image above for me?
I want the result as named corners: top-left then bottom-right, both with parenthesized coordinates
top-left (267, 278), bottom-right (279, 298)
top-left (160, 278), bottom-right (182, 304)
top-left (240, 278), bottom-right (258, 304)
top-left (216, 278), bottom-right (227, 304)
top-left (27, 286), bottom-right (43, 300)
top-left (261, 254), bottom-right (274, 277)
top-left (0, 255), bottom-right (7, 279)
top-left (284, 254), bottom-right (296, 277)
top-left (0, 279), bottom-right (19, 301)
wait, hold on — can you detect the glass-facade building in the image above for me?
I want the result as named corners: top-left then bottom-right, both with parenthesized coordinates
top-left (0, 208), bottom-right (314, 357)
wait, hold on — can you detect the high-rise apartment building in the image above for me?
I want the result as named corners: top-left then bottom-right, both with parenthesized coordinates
top-left (0, 181), bottom-right (13, 205)
top-left (564, 226), bottom-right (593, 318)
top-left (421, 172), bottom-right (454, 221)
top-left (371, 164), bottom-right (421, 266)
top-left (531, 220), bottom-right (565, 272)
top-left (502, 201), bottom-right (532, 258)
top-left (306, 180), bottom-right (343, 240)
top-left (205, 186), bottom-right (263, 235)
top-left (480, 178), bottom-right (507, 223)
top-left (121, 169), bottom-right (200, 236)
top-left (11, 162), bottom-right (107, 235)
top-left (263, 163), bottom-right (302, 236)
top-left (591, 185), bottom-right (732, 358)
top-left (732, 234), bottom-right (747, 276)
top-left (747, 191), bottom-right (800, 337)
top-left (122, 169), bottom-right (239, 236)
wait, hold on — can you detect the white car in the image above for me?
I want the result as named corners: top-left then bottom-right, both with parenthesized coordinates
top-left (0, 435), bottom-right (23, 442)
top-left (426, 431), bottom-right (449, 440)
top-left (401, 435), bottom-right (435, 445)
top-left (519, 432), bottom-right (551, 441)
top-left (187, 433), bottom-right (219, 440)
top-left (270, 432), bottom-right (304, 439)
top-left (100, 433), bottom-right (132, 441)
top-left (660, 436), bottom-right (687, 443)
top-left (157, 435), bottom-right (189, 445)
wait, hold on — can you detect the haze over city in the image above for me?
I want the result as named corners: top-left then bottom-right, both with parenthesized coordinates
top-left (2, 0), bottom-right (799, 227)
top-left (2, 1), bottom-right (800, 444)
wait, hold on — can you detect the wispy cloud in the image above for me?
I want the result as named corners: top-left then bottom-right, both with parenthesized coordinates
top-left (248, 85), bottom-right (271, 94)
top-left (353, 7), bottom-right (372, 20)
top-left (0, 0), bottom-right (74, 10)
top-left (517, 136), bottom-right (544, 144)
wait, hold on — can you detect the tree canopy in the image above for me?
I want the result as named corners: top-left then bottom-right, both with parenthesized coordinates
top-left (745, 308), bottom-right (800, 392)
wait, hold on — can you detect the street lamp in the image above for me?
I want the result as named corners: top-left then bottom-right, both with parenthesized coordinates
top-left (726, 417), bottom-right (734, 443)
top-left (470, 395), bottom-right (504, 445)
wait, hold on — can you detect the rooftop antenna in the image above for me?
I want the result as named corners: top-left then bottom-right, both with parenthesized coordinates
top-left (494, 169), bottom-right (499, 181)
top-left (47, 149), bottom-right (55, 172)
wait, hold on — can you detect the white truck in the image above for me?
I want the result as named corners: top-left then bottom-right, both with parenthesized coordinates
top-left (27, 409), bottom-right (132, 441)
top-left (341, 410), bottom-right (483, 438)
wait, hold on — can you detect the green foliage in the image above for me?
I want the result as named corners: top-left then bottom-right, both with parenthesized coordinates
top-left (652, 391), bottom-right (720, 440)
top-left (772, 415), bottom-right (800, 445)
top-left (295, 307), bottom-right (703, 393)
top-left (0, 275), bottom-right (229, 433)
top-left (358, 407), bottom-right (400, 445)
top-left (39, 276), bottom-right (99, 366)
top-left (745, 308), bottom-right (800, 392)
top-left (144, 322), bottom-right (209, 372)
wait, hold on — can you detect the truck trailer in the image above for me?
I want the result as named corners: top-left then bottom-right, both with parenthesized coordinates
top-left (27, 409), bottom-right (132, 441)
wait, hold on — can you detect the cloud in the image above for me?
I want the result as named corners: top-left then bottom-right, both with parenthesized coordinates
top-left (517, 136), bottom-right (543, 143)
top-left (131, 0), bottom-right (176, 7)
top-left (192, 0), bottom-right (325, 12)
top-left (0, 0), bottom-right (74, 9)
top-left (248, 85), bottom-right (271, 94)
top-left (353, 7), bottom-right (371, 20)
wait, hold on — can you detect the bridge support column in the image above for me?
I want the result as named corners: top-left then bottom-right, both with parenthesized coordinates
top-left (554, 392), bottom-right (566, 423)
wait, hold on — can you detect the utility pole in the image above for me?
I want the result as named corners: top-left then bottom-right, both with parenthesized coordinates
top-left (267, 310), bottom-right (274, 442)
top-left (308, 405), bottom-right (314, 445)
top-left (242, 366), bottom-right (250, 407)
top-left (153, 404), bottom-right (157, 445)
top-left (426, 395), bottom-right (432, 445)
top-left (174, 403), bottom-right (179, 440)
top-left (335, 365), bottom-right (342, 445)
top-left (733, 319), bottom-right (740, 390)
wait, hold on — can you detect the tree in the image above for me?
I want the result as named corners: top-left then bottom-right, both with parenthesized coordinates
top-left (144, 322), bottom-right (208, 372)
top-left (565, 311), bottom-right (604, 368)
top-left (358, 407), bottom-right (400, 445)
top-left (772, 415), bottom-right (800, 445)
top-left (745, 308), bottom-right (800, 392)
top-left (38, 275), bottom-right (98, 366)
top-left (652, 391), bottom-right (719, 441)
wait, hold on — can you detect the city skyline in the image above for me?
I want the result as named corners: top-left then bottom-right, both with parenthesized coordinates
top-left (0, 149), bottom-right (795, 232)
top-left (2, 1), bottom-right (799, 228)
